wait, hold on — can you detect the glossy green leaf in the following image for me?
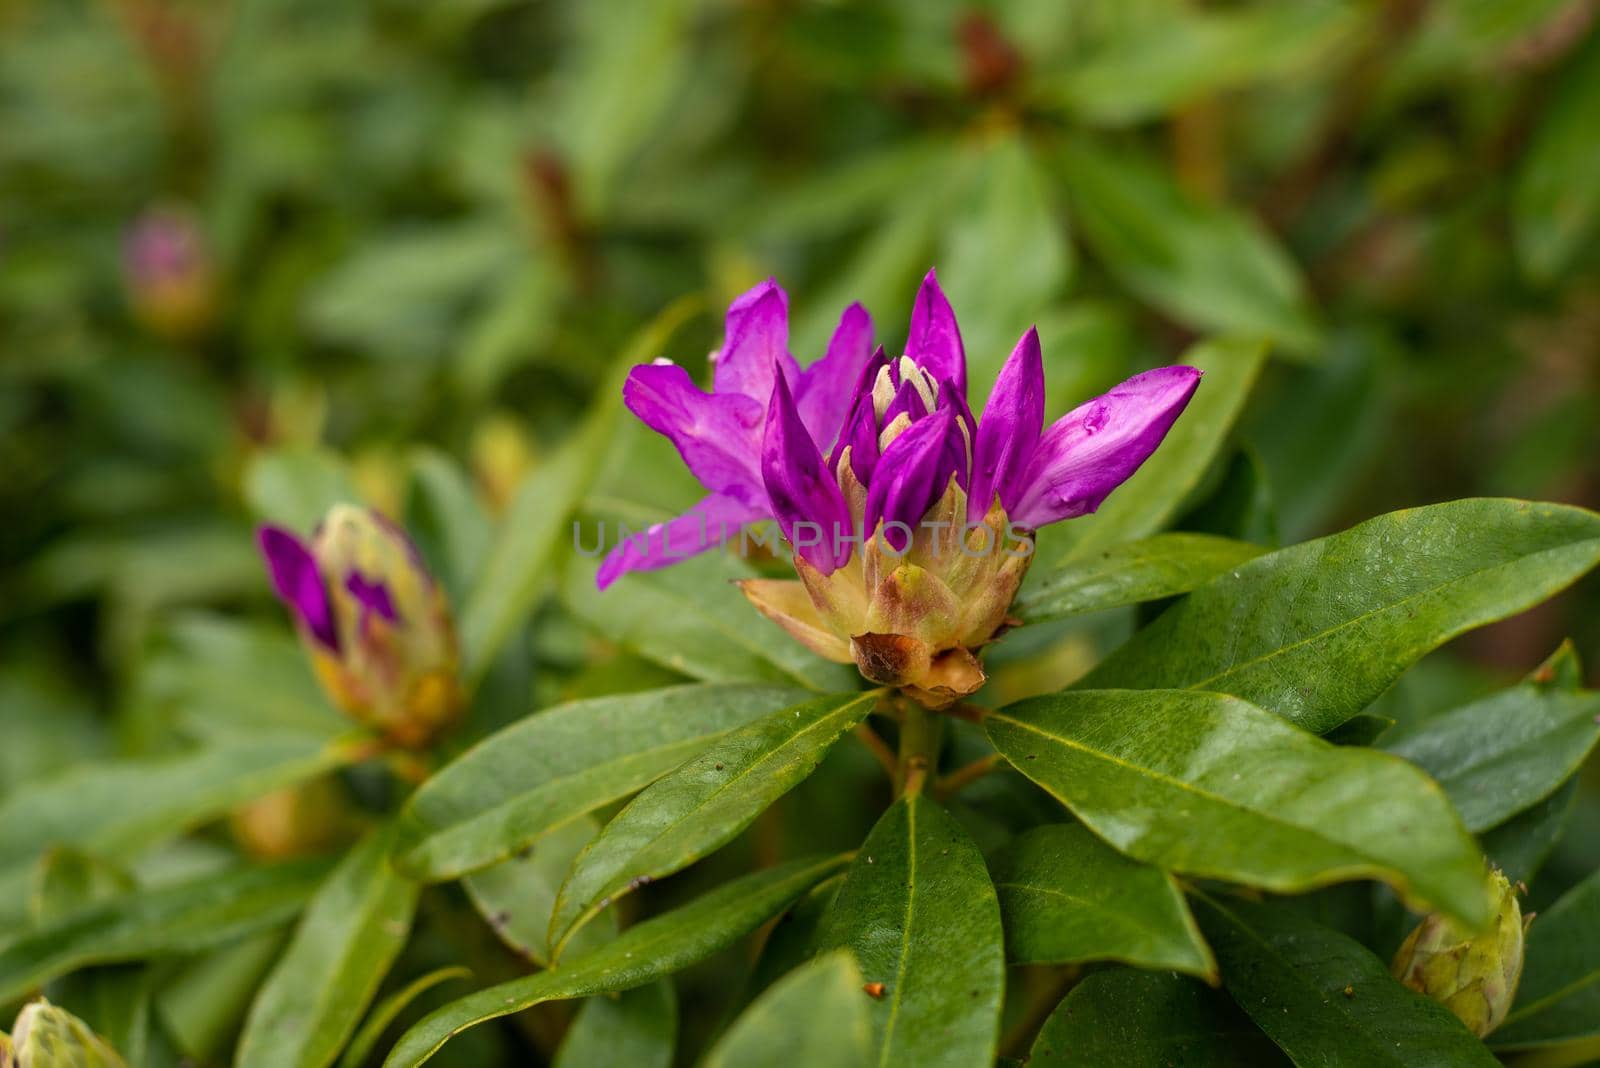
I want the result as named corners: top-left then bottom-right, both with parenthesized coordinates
top-left (987, 690), bottom-right (1490, 926)
top-left (563, 545), bottom-right (857, 692)
top-left (459, 298), bottom-right (700, 679)
top-left (1018, 533), bottom-right (1264, 623)
top-left (816, 795), bottom-right (1004, 1068)
top-left (1081, 500), bottom-right (1600, 733)
top-left (383, 853), bottom-right (847, 1068)
top-left (553, 981), bottom-right (675, 1068)
top-left (550, 691), bottom-right (875, 955)
top-left (744, 875), bottom-right (843, 1004)
top-left (0, 737), bottom-right (357, 884)
top-left (1494, 866), bottom-right (1600, 1048)
top-left (339, 968), bottom-right (471, 1068)
top-left (989, 824), bottom-right (1214, 978)
top-left (701, 952), bottom-right (869, 1068)
top-left (1513, 29), bottom-right (1600, 281)
top-left (1195, 895), bottom-right (1501, 1066)
top-left (1061, 139), bottom-right (1320, 356)
top-left (1381, 683), bottom-right (1600, 832)
top-left (1481, 778), bottom-right (1577, 885)
top-left (394, 683), bottom-right (807, 881)
top-left (237, 827), bottom-right (421, 1068)
top-left (1052, 338), bottom-right (1266, 560)
top-left (1029, 968), bottom-right (1286, 1068)
top-left (463, 816), bottom-right (615, 967)
top-left (0, 860), bottom-right (326, 1002)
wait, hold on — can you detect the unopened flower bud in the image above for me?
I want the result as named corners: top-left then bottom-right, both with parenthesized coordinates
top-left (258, 505), bottom-right (464, 748)
top-left (1391, 869), bottom-right (1528, 1036)
top-left (6, 1000), bottom-right (127, 1068)
top-left (122, 206), bottom-right (216, 340)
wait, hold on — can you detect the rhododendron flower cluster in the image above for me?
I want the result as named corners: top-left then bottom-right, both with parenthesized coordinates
top-left (600, 271), bottom-right (1200, 706)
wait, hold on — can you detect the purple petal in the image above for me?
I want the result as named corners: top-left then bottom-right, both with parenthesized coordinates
top-left (796, 302), bottom-right (874, 451)
top-left (881, 378), bottom-right (929, 429)
top-left (595, 493), bottom-right (762, 590)
top-left (969, 327), bottom-right (1044, 522)
top-left (762, 374), bottom-right (853, 573)
top-left (1010, 366), bottom-right (1203, 529)
top-left (864, 407), bottom-right (960, 552)
top-left (712, 280), bottom-right (801, 404)
top-left (905, 269), bottom-right (966, 398)
top-left (937, 379), bottom-right (975, 490)
top-left (623, 362), bottom-right (767, 508)
top-left (258, 526), bottom-right (339, 650)
top-left (829, 389), bottom-right (880, 485)
top-left (345, 572), bottom-right (399, 623)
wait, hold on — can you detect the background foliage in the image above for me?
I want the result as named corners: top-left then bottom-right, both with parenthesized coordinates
top-left (3, 0), bottom-right (1600, 1065)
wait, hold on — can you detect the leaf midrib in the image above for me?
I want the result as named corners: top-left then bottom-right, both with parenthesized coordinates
top-left (558, 694), bottom-right (872, 948)
top-left (990, 712), bottom-right (1425, 894)
top-left (1176, 538), bottom-right (1600, 696)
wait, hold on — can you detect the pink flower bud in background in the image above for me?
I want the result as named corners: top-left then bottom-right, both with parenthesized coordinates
top-left (122, 205), bottom-right (216, 340)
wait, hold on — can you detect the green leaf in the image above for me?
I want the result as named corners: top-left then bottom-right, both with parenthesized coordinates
top-left (1481, 778), bottom-right (1577, 886)
top-left (552, 981), bottom-right (675, 1068)
top-left (458, 412), bottom-right (616, 682)
top-left (815, 795), bottom-right (1004, 1068)
top-left (744, 875), bottom-right (843, 1004)
top-left (989, 824), bottom-right (1214, 978)
top-left (1195, 894), bottom-right (1501, 1066)
top-left (1028, 968), bottom-right (1286, 1068)
top-left (0, 737), bottom-right (358, 884)
top-left (702, 952), bottom-right (870, 1068)
top-left (1494, 866), bottom-right (1600, 1048)
top-left (1047, 2), bottom-right (1360, 125)
top-left (28, 847), bottom-right (135, 925)
top-left (790, 174), bottom-right (951, 359)
top-left (987, 690), bottom-right (1490, 926)
top-left (1080, 500), bottom-right (1600, 733)
top-left (159, 928), bottom-right (291, 1063)
top-left (459, 297), bottom-right (701, 679)
top-left (402, 448), bottom-right (491, 605)
top-left (382, 853), bottom-right (847, 1068)
top-left (339, 968), bottom-right (471, 1068)
top-left (1513, 29), bottom-right (1600, 281)
top-left (562, 545), bottom-right (857, 692)
top-left (393, 683), bottom-right (808, 881)
top-left (938, 135), bottom-right (1072, 406)
top-left (1060, 139), bottom-right (1320, 356)
top-left (550, 692), bottom-right (875, 955)
top-left (1050, 338), bottom-right (1266, 560)
top-left (1381, 683), bottom-right (1600, 832)
top-left (463, 817), bottom-right (615, 968)
top-left (243, 446), bottom-right (361, 531)
top-left (142, 615), bottom-right (346, 745)
top-left (1018, 533), bottom-right (1264, 623)
top-left (237, 827), bottom-right (421, 1068)
top-left (0, 861), bottom-right (326, 1002)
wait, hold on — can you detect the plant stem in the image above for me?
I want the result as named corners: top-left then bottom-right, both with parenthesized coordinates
top-left (897, 701), bottom-right (944, 797)
top-left (933, 753), bottom-right (1004, 800)
top-left (854, 722), bottom-right (898, 781)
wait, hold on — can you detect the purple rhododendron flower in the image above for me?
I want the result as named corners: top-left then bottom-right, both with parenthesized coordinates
top-left (599, 269), bottom-right (1200, 588)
